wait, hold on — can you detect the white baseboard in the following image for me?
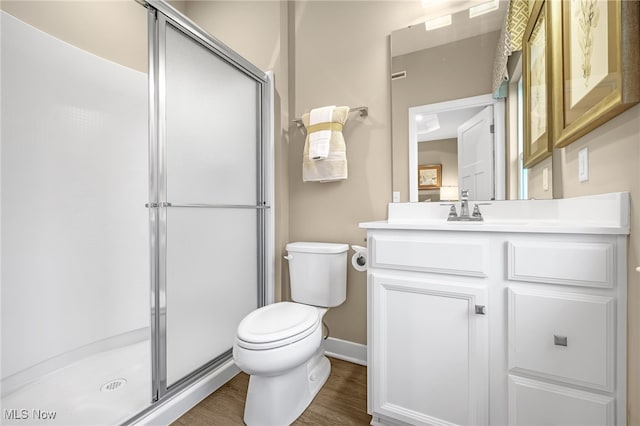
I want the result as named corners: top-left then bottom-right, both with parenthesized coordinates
top-left (132, 360), bottom-right (240, 425)
top-left (323, 337), bottom-right (367, 366)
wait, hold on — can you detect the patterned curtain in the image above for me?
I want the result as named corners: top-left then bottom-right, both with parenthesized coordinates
top-left (492, 0), bottom-right (529, 98)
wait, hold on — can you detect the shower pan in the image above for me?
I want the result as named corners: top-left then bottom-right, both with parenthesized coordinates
top-left (0, 1), bottom-right (273, 424)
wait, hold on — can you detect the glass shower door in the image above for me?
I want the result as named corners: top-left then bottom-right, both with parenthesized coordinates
top-left (152, 14), bottom-right (268, 393)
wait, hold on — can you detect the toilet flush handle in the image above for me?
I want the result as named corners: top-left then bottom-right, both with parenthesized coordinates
top-left (284, 255), bottom-right (293, 261)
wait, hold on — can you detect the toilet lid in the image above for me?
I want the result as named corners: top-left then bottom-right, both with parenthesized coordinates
top-left (236, 302), bottom-right (320, 348)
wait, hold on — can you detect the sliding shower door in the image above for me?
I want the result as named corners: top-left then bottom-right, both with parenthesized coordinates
top-left (149, 5), bottom-right (271, 397)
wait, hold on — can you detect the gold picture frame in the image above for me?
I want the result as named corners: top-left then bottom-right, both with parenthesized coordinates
top-left (523, 0), bottom-right (552, 168)
top-left (552, 0), bottom-right (639, 148)
top-left (418, 164), bottom-right (441, 190)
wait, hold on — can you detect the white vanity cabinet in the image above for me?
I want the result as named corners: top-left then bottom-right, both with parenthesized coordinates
top-left (366, 231), bottom-right (491, 426)
top-left (362, 194), bottom-right (629, 426)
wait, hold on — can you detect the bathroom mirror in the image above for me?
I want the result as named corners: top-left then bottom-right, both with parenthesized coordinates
top-left (390, 2), bottom-right (545, 202)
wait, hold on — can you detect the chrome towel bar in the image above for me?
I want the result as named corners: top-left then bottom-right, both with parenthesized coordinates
top-left (292, 106), bottom-right (368, 126)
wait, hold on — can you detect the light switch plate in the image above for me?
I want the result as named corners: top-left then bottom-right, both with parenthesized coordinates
top-left (392, 191), bottom-right (400, 203)
top-left (578, 147), bottom-right (589, 182)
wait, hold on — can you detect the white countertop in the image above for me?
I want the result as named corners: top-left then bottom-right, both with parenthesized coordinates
top-left (360, 192), bottom-right (630, 235)
top-left (359, 219), bottom-right (629, 234)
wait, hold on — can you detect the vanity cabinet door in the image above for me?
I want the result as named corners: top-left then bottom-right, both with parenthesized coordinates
top-left (369, 273), bottom-right (488, 426)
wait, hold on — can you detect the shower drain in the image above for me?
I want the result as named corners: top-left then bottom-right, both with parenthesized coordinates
top-left (100, 378), bottom-right (127, 392)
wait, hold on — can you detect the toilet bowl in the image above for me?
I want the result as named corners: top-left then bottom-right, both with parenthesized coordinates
top-left (233, 302), bottom-right (325, 376)
top-left (232, 242), bottom-right (348, 426)
top-left (233, 302), bottom-right (330, 426)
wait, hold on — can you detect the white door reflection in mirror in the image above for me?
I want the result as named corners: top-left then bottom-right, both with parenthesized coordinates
top-left (408, 94), bottom-right (505, 202)
top-left (458, 106), bottom-right (494, 201)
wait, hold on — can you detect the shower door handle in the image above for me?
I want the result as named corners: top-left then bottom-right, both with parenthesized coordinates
top-left (159, 203), bottom-right (269, 209)
top-left (146, 202), bottom-right (271, 209)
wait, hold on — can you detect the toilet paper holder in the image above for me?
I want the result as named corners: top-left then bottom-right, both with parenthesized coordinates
top-left (351, 245), bottom-right (367, 270)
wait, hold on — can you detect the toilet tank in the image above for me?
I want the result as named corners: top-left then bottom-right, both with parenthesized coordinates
top-left (285, 242), bottom-right (348, 307)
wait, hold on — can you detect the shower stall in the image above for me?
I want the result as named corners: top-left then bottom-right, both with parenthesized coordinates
top-left (1, 1), bottom-right (273, 424)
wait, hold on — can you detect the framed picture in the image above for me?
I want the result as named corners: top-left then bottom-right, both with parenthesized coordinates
top-left (552, 0), bottom-right (639, 148)
top-left (523, 0), bottom-right (552, 168)
top-left (418, 164), bottom-right (441, 190)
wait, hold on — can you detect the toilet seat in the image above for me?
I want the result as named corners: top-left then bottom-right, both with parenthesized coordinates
top-left (236, 302), bottom-right (320, 350)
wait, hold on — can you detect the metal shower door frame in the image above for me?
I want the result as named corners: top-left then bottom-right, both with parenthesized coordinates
top-left (146, 0), bottom-right (273, 402)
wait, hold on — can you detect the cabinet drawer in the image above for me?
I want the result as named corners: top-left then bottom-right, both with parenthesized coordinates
top-left (507, 240), bottom-right (614, 288)
top-left (508, 375), bottom-right (615, 426)
top-left (508, 288), bottom-right (614, 391)
top-left (370, 236), bottom-right (487, 277)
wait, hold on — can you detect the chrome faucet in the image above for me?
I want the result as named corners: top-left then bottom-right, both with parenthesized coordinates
top-left (442, 189), bottom-right (486, 222)
top-left (460, 189), bottom-right (470, 218)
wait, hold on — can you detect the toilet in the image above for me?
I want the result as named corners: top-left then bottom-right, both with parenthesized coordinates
top-left (233, 242), bottom-right (348, 426)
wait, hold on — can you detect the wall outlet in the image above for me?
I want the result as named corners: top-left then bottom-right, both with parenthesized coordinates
top-left (578, 147), bottom-right (589, 182)
top-left (542, 167), bottom-right (549, 191)
top-left (392, 191), bottom-right (400, 203)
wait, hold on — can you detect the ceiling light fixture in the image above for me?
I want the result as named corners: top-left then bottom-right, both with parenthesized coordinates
top-left (469, 0), bottom-right (499, 18)
top-left (424, 14), bottom-right (452, 31)
top-left (417, 113), bottom-right (440, 133)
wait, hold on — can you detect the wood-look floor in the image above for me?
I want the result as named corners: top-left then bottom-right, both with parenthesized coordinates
top-left (172, 357), bottom-right (370, 425)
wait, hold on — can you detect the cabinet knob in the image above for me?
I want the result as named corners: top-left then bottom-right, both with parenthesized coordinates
top-left (475, 305), bottom-right (486, 315)
top-left (554, 334), bottom-right (568, 347)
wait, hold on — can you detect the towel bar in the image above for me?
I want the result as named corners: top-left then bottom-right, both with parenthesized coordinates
top-left (292, 106), bottom-right (368, 127)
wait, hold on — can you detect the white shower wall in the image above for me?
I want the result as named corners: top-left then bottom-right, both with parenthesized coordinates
top-left (1, 12), bottom-right (149, 378)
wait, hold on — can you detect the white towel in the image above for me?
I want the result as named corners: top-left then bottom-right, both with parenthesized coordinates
top-left (308, 105), bottom-right (335, 160)
top-left (302, 106), bottom-right (349, 182)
